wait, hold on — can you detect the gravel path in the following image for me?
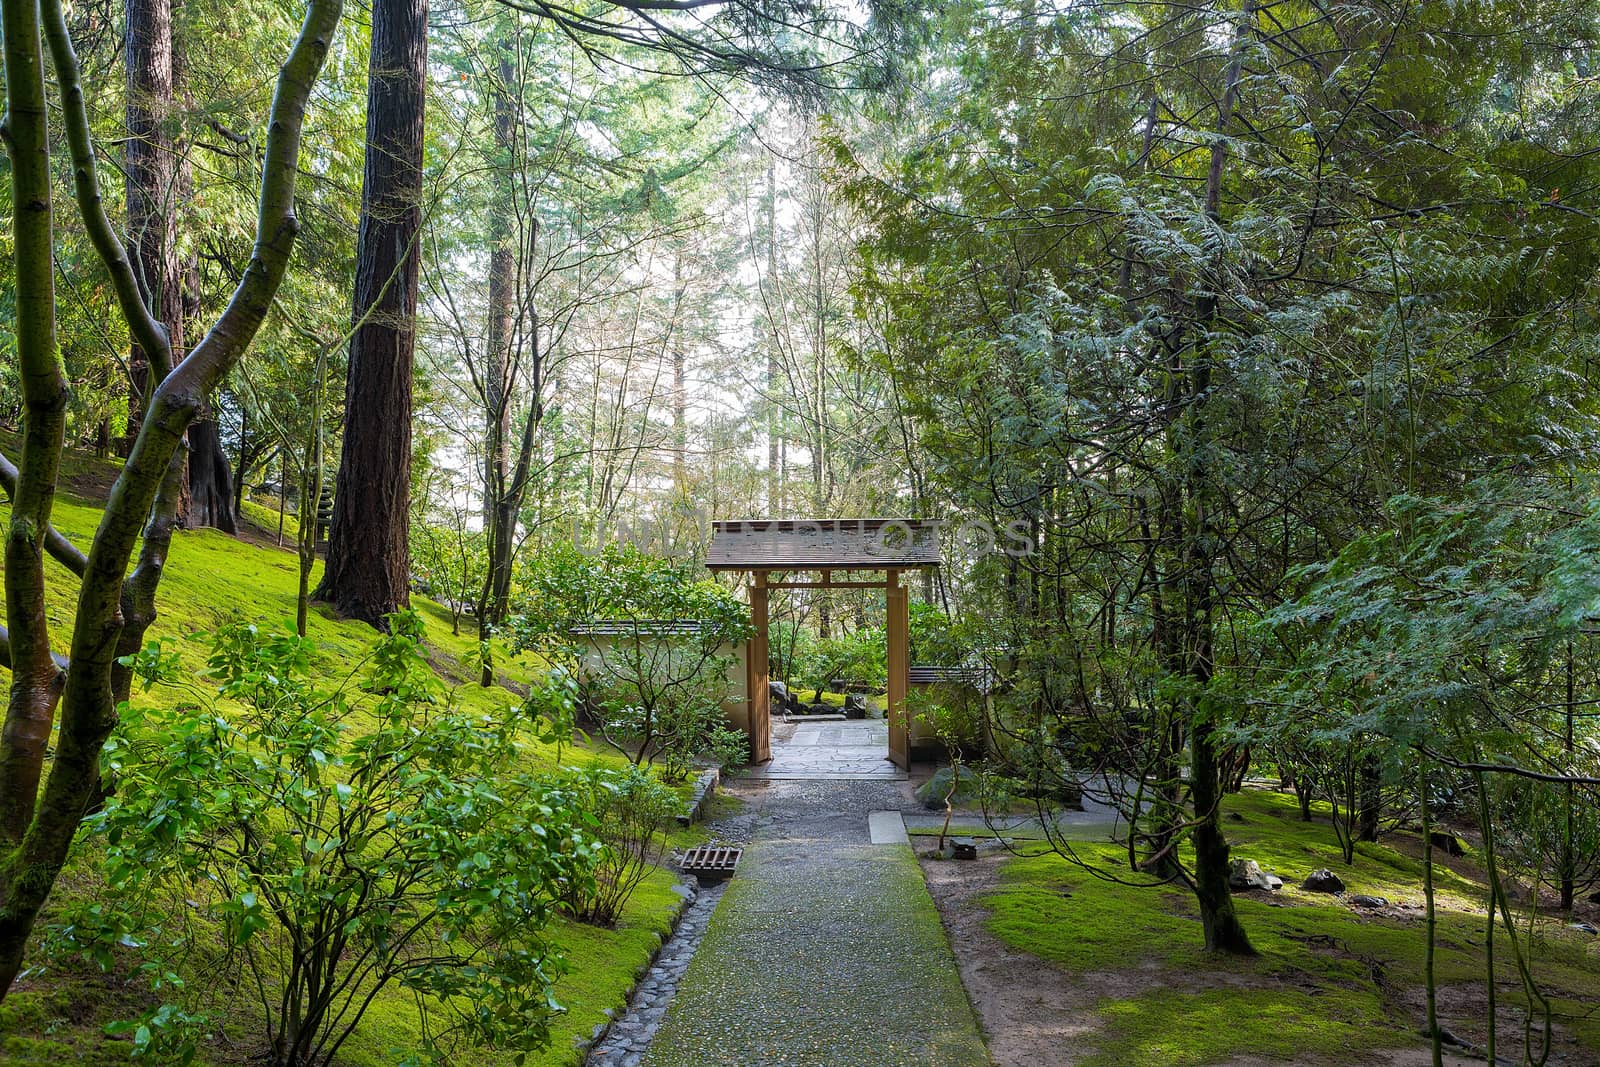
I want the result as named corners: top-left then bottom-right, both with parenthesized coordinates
top-left (640, 779), bottom-right (993, 1067)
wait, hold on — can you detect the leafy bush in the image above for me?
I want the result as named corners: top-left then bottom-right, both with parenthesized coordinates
top-left (410, 502), bottom-right (487, 635)
top-left (910, 603), bottom-right (968, 666)
top-left (57, 614), bottom-right (597, 1067)
top-left (793, 627), bottom-right (886, 701)
top-left (558, 766), bottom-right (680, 926)
top-left (769, 620), bottom-right (815, 686)
top-left (509, 543), bottom-right (752, 775)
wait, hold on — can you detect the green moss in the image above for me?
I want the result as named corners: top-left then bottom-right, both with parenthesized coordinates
top-left (984, 845), bottom-right (1201, 972)
top-left (1084, 985), bottom-right (1401, 1067)
top-left (238, 497), bottom-right (300, 543)
top-left (645, 842), bottom-right (988, 1067)
top-left (0, 477), bottom-right (689, 1067)
top-left (323, 870), bottom-right (685, 1067)
top-left (977, 788), bottom-right (1600, 1064)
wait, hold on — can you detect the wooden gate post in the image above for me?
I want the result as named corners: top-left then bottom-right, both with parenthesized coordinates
top-left (886, 568), bottom-right (910, 769)
top-left (747, 571), bottom-right (772, 763)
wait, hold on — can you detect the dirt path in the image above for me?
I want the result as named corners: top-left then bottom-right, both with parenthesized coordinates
top-left (921, 852), bottom-right (1119, 1066)
top-left (640, 778), bottom-right (991, 1067)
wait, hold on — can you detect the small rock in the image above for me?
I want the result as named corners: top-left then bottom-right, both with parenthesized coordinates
top-left (1569, 921), bottom-right (1599, 936)
top-left (1349, 894), bottom-right (1389, 908)
top-left (1428, 831), bottom-right (1465, 857)
top-left (1302, 868), bottom-right (1345, 893)
top-left (950, 837), bottom-right (978, 861)
top-left (1227, 811), bottom-right (1246, 822)
top-left (1229, 858), bottom-right (1281, 891)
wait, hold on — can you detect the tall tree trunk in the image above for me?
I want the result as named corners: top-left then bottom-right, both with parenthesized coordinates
top-left (671, 252), bottom-right (687, 495)
top-left (315, 0), bottom-right (426, 627)
top-left (187, 411), bottom-right (237, 532)
top-left (1356, 750), bottom-right (1381, 842)
top-left (765, 162), bottom-right (782, 513)
top-left (1562, 641), bottom-right (1577, 913)
top-left (123, 0), bottom-right (181, 455)
top-left (231, 400), bottom-right (253, 516)
top-left (481, 47), bottom-right (514, 539)
top-left (1175, 0), bottom-right (1256, 956)
top-left (172, 0), bottom-right (240, 531)
top-left (475, 41), bottom-right (523, 686)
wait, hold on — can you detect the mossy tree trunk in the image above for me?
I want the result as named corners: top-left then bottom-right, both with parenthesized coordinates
top-left (123, 0), bottom-right (182, 455)
top-left (1170, 0), bottom-right (1256, 956)
top-left (0, 0), bottom-right (342, 997)
top-left (476, 40), bottom-right (521, 683)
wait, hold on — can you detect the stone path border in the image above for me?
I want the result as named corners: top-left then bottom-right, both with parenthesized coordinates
top-left (676, 767), bottom-right (721, 827)
top-left (869, 809), bottom-right (909, 844)
top-left (585, 881), bottom-right (729, 1067)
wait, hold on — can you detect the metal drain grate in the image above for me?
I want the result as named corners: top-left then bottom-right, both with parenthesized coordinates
top-left (680, 846), bottom-right (742, 883)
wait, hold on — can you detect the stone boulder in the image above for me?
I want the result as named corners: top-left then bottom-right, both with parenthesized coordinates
top-left (916, 766), bottom-right (978, 810)
top-left (1427, 831), bottom-right (1466, 857)
top-left (769, 680), bottom-right (802, 715)
top-left (1006, 774), bottom-right (1085, 811)
top-left (1348, 894), bottom-right (1389, 909)
top-left (1302, 868), bottom-right (1345, 893)
top-left (1228, 859), bottom-right (1283, 892)
top-left (843, 693), bottom-right (868, 720)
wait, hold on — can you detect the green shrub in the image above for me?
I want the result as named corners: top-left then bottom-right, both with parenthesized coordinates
top-left (794, 628), bottom-right (886, 700)
top-left (558, 766), bottom-right (679, 927)
top-left (508, 543), bottom-right (752, 775)
top-left (54, 613), bottom-right (597, 1067)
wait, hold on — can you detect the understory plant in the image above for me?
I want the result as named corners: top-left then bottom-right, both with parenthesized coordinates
top-left (558, 765), bottom-right (680, 926)
top-left (53, 613), bottom-right (596, 1067)
top-left (596, 684), bottom-right (749, 782)
top-left (794, 628), bottom-right (886, 702)
top-left (509, 543), bottom-right (752, 775)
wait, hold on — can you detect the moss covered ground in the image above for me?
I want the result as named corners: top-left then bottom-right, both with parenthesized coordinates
top-left (0, 448), bottom-right (703, 1065)
top-left (975, 788), bottom-right (1600, 1066)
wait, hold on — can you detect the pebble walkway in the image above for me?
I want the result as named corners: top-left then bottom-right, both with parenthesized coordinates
top-left (636, 778), bottom-right (991, 1067)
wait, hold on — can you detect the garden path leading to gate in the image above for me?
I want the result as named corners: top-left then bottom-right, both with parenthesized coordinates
top-left (638, 775), bottom-right (992, 1067)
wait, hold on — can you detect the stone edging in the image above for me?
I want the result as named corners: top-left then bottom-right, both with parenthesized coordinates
top-left (676, 767), bottom-right (720, 827)
top-left (571, 880), bottom-right (695, 1063)
top-left (582, 879), bottom-right (729, 1066)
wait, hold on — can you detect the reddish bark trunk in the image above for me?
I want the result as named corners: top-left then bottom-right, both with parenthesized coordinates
top-left (315, 0), bottom-right (426, 626)
top-left (123, 0), bottom-right (182, 453)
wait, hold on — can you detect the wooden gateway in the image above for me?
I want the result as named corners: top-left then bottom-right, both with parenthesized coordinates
top-left (705, 519), bottom-right (943, 769)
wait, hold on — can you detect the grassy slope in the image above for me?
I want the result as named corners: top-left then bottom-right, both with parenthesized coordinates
top-left (977, 789), bottom-right (1600, 1066)
top-left (0, 445), bottom-right (695, 1066)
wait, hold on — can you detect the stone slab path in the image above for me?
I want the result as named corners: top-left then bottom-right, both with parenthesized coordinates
top-left (639, 779), bottom-right (992, 1067)
top-left (738, 718), bottom-right (906, 781)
